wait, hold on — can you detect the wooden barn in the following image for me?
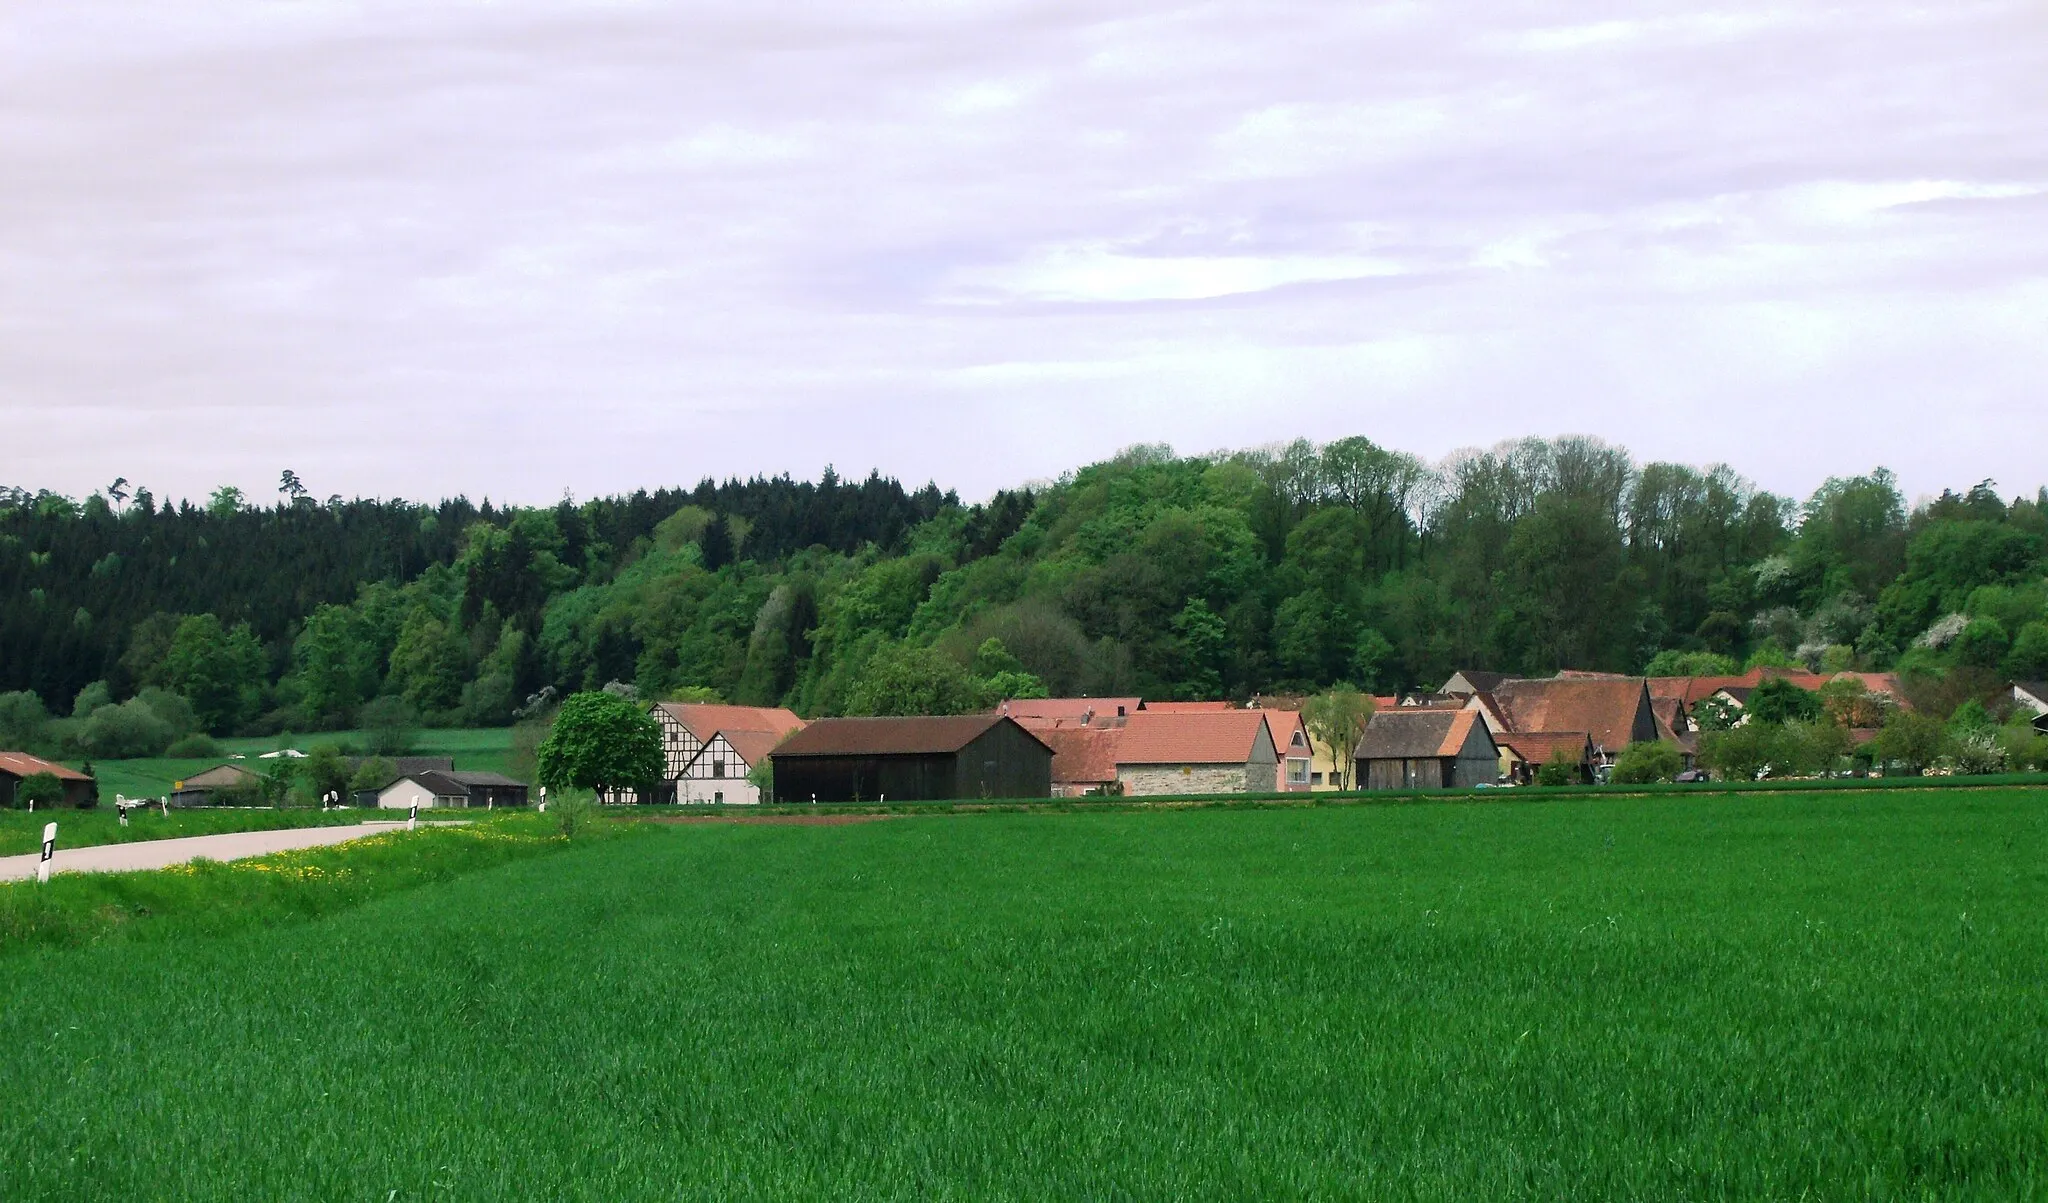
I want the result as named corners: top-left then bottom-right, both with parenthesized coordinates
top-left (0, 752), bottom-right (95, 808)
top-left (1354, 709), bottom-right (1500, 790)
top-left (770, 715), bottom-right (1052, 803)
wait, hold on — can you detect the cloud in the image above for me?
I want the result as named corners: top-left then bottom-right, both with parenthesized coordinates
top-left (1, 0), bottom-right (2045, 507)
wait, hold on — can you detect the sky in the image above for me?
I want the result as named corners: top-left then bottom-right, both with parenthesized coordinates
top-left (3, 0), bottom-right (2045, 509)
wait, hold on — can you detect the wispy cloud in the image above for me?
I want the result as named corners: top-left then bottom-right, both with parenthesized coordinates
top-left (2, 0), bottom-right (2044, 505)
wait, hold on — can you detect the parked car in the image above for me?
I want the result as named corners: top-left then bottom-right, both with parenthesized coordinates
top-left (1674, 769), bottom-right (1709, 783)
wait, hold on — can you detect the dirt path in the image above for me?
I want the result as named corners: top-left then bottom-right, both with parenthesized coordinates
top-left (0, 822), bottom-right (412, 882)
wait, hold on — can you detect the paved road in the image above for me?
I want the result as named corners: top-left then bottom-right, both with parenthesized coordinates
top-left (0, 823), bottom-right (413, 882)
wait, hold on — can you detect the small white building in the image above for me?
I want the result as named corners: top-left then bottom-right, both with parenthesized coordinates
top-left (676, 729), bottom-right (785, 805)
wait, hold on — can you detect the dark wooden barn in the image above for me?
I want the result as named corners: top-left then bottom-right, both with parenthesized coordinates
top-left (1353, 709), bottom-right (1500, 790)
top-left (770, 715), bottom-right (1052, 803)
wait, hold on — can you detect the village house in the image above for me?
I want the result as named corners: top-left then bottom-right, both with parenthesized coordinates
top-left (1354, 709), bottom-right (1500, 790)
top-left (0, 752), bottom-right (95, 808)
top-left (675, 728), bottom-right (790, 804)
top-left (1260, 708), bottom-right (1315, 792)
top-left (376, 770), bottom-right (529, 810)
top-left (1444, 674), bottom-right (1661, 772)
top-left (647, 702), bottom-right (806, 804)
top-left (770, 714), bottom-right (1052, 803)
top-left (1114, 710), bottom-right (1277, 797)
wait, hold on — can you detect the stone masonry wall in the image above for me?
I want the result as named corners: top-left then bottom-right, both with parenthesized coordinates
top-left (1119, 764), bottom-right (1258, 797)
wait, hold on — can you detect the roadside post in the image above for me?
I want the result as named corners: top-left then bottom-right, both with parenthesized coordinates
top-left (408, 800), bottom-right (419, 831)
top-left (538, 786), bottom-right (547, 813)
top-left (37, 822), bottom-right (56, 883)
top-left (116, 795), bottom-right (128, 827)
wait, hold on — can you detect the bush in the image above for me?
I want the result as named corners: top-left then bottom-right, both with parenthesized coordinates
top-left (1748, 678), bottom-right (1821, 725)
top-left (77, 698), bottom-right (176, 758)
top-left (15, 771), bottom-right (65, 809)
top-left (1610, 742), bottom-right (1683, 784)
top-left (1867, 710), bottom-right (1951, 776)
top-left (165, 733), bottom-right (224, 758)
top-left (1534, 754), bottom-right (1578, 788)
top-left (2004, 621), bottom-right (2048, 681)
top-left (1699, 725), bottom-right (1775, 782)
top-left (348, 756), bottom-right (398, 796)
top-left (0, 690), bottom-right (53, 754)
top-left (1952, 618), bottom-right (2010, 669)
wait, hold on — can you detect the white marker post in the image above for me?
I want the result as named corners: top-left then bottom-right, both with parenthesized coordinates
top-left (408, 799), bottom-right (419, 831)
top-left (160, 797), bottom-right (168, 816)
top-left (37, 822), bottom-right (56, 883)
top-left (537, 786), bottom-right (547, 814)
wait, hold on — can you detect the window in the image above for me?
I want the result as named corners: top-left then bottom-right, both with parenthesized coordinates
top-left (1287, 758), bottom-right (1310, 785)
top-left (711, 757), bottom-right (727, 779)
top-left (1311, 771), bottom-right (1324, 785)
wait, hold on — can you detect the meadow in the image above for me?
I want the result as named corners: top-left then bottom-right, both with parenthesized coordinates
top-left (1, 787), bottom-right (2044, 1199)
top-left (71, 726), bottom-right (517, 802)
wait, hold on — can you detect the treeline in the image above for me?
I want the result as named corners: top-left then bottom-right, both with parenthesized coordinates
top-left (4, 436), bottom-right (2046, 748)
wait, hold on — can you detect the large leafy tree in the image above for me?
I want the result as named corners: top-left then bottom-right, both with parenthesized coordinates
top-left (161, 614), bottom-right (266, 734)
top-left (535, 691), bottom-right (663, 798)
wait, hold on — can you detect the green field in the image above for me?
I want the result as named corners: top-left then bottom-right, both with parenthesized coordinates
top-left (3, 788), bottom-right (2045, 1198)
top-left (65, 726), bottom-right (517, 802)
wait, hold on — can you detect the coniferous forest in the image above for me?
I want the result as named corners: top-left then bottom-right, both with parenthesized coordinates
top-left (4, 436), bottom-right (2047, 752)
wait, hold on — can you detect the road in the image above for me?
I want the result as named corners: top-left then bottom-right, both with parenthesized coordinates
top-left (0, 822), bottom-right (412, 882)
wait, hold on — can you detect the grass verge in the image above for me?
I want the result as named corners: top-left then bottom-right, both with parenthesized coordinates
top-left (0, 806), bottom-right (419, 857)
top-left (0, 811), bottom-right (619, 955)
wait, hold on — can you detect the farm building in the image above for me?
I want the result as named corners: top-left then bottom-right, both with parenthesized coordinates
top-left (1114, 710), bottom-right (1278, 797)
top-left (1468, 677), bottom-right (1660, 769)
top-left (376, 771), bottom-right (529, 809)
top-left (676, 728), bottom-right (790, 804)
top-left (0, 752), bottom-right (95, 808)
top-left (1036, 724), bottom-right (1124, 796)
top-left (1260, 709), bottom-right (1315, 791)
top-left (1497, 731), bottom-right (1595, 785)
top-left (170, 762), bottom-right (261, 807)
top-left (648, 702), bottom-right (805, 804)
top-left (771, 715), bottom-right (1052, 803)
top-left (1354, 709), bottom-right (1500, 790)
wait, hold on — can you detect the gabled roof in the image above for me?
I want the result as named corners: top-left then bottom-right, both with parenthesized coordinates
top-left (1142, 701), bottom-right (1239, 713)
top-left (1354, 710), bottom-right (1492, 760)
top-left (1261, 709), bottom-right (1311, 757)
top-left (0, 752), bottom-right (92, 782)
top-left (2014, 681), bottom-right (2048, 709)
top-left (654, 703), bottom-right (805, 743)
top-left (391, 771), bottom-right (471, 798)
top-left (1117, 710), bottom-right (1273, 764)
top-left (1490, 677), bottom-right (1653, 751)
top-left (699, 728), bottom-right (790, 768)
top-left (1441, 670), bottom-right (1508, 695)
top-left (772, 714), bottom-right (1046, 758)
top-left (1037, 725), bottom-right (1124, 785)
top-left (1498, 731), bottom-right (1593, 765)
top-left (445, 770), bottom-right (526, 788)
top-left (998, 697), bottom-right (1142, 724)
top-left (179, 763), bottom-right (260, 789)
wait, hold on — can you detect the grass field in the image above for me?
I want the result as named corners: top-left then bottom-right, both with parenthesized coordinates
top-left (67, 726), bottom-right (517, 801)
top-left (2, 787), bottom-right (2044, 1198)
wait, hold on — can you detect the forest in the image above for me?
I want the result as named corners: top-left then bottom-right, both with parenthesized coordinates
top-left (4, 435), bottom-right (2047, 755)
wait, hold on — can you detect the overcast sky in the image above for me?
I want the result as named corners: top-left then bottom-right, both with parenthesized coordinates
top-left (4, 1), bottom-right (2045, 509)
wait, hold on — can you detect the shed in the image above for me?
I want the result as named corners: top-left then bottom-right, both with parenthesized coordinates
top-left (1114, 710), bottom-right (1278, 797)
top-left (0, 752), bottom-right (95, 808)
top-left (1354, 710), bottom-right (1500, 790)
top-left (170, 762), bottom-right (261, 807)
top-left (771, 715), bottom-right (1052, 802)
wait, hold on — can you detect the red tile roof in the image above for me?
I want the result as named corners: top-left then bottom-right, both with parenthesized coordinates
top-left (1491, 678), bottom-right (1655, 751)
top-left (655, 703), bottom-right (805, 742)
top-left (1037, 725), bottom-right (1124, 785)
top-left (998, 697), bottom-right (1142, 724)
top-left (0, 752), bottom-right (92, 782)
top-left (1141, 701), bottom-right (1239, 713)
top-left (1498, 731), bottom-right (1593, 766)
top-left (711, 728), bottom-right (796, 768)
top-left (772, 714), bottom-right (1047, 758)
top-left (1261, 709), bottom-right (1312, 758)
top-left (1117, 710), bottom-right (1272, 764)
